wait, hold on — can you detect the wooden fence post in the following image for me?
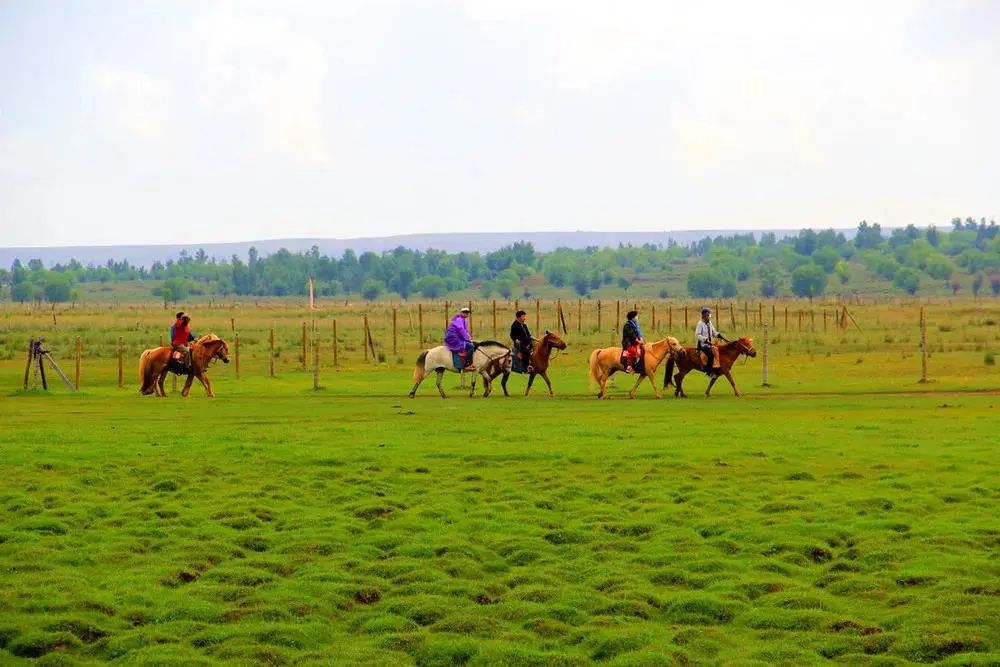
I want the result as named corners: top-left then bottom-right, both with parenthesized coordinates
top-left (301, 322), bottom-right (307, 370)
top-left (75, 337), bottom-right (81, 389)
top-left (810, 310), bottom-right (815, 332)
top-left (364, 314), bottom-right (369, 362)
top-left (784, 306), bottom-right (789, 331)
top-left (616, 300), bottom-right (620, 331)
top-left (684, 306), bottom-right (689, 330)
top-left (772, 304), bottom-right (776, 328)
top-left (23, 339), bottom-right (33, 391)
top-left (597, 300), bottom-right (602, 332)
top-left (578, 298), bottom-right (583, 334)
top-left (117, 336), bottom-right (124, 388)
top-left (332, 320), bottom-right (338, 367)
top-left (493, 300), bottom-right (497, 338)
top-left (444, 301), bottom-right (449, 333)
top-left (919, 307), bottom-right (928, 383)
top-left (392, 307), bottom-right (398, 355)
top-left (235, 333), bottom-right (240, 379)
top-left (652, 304), bottom-right (657, 333)
top-left (744, 302), bottom-right (749, 329)
top-left (798, 310), bottom-right (803, 332)
top-left (269, 328), bottom-right (275, 377)
top-left (730, 303), bottom-right (736, 331)
top-left (668, 305), bottom-right (673, 330)
top-left (418, 303), bottom-right (424, 344)
top-left (313, 322), bottom-right (320, 390)
top-left (761, 324), bottom-right (770, 387)
top-left (230, 317), bottom-right (235, 332)
top-left (823, 309), bottom-right (827, 332)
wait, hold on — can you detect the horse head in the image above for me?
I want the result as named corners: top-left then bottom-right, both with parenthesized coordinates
top-left (542, 330), bottom-right (568, 350)
top-left (735, 337), bottom-right (756, 357)
top-left (665, 336), bottom-right (684, 356)
top-left (197, 335), bottom-right (230, 364)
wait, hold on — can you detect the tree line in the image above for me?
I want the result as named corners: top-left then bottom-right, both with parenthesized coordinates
top-left (3, 219), bottom-right (1000, 304)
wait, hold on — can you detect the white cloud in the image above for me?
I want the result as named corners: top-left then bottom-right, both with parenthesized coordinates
top-left (85, 64), bottom-right (175, 147)
top-left (192, 11), bottom-right (330, 165)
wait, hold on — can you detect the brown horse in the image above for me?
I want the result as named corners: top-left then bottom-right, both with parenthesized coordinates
top-left (663, 337), bottom-right (756, 398)
top-left (501, 330), bottom-right (568, 396)
top-left (139, 334), bottom-right (230, 397)
top-left (588, 337), bottom-right (683, 399)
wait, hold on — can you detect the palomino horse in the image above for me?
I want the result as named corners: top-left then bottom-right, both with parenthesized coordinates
top-left (502, 330), bottom-right (568, 396)
top-left (139, 334), bottom-right (230, 397)
top-left (409, 341), bottom-right (512, 398)
top-left (588, 337), bottom-right (683, 399)
top-left (663, 337), bottom-right (757, 398)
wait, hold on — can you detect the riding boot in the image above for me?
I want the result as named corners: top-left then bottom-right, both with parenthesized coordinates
top-left (184, 346), bottom-right (192, 371)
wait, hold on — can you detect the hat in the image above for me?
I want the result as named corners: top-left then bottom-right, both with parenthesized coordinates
top-left (701, 307), bottom-right (711, 315)
top-left (460, 307), bottom-right (471, 313)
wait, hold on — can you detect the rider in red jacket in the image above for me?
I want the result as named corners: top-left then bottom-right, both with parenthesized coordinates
top-left (171, 314), bottom-right (196, 369)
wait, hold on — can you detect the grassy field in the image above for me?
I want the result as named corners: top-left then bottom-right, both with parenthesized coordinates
top-left (0, 299), bottom-right (998, 664)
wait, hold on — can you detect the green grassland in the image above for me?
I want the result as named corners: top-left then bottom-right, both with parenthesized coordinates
top-left (0, 300), bottom-right (998, 664)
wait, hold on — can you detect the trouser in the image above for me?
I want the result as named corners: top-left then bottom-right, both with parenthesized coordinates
top-left (700, 344), bottom-right (717, 371)
top-left (462, 342), bottom-right (475, 368)
top-left (173, 345), bottom-right (191, 369)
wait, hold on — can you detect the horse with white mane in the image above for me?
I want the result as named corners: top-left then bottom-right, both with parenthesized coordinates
top-left (409, 341), bottom-right (512, 398)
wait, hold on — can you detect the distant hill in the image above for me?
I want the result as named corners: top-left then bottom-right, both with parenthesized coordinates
top-left (0, 230), bottom-right (820, 268)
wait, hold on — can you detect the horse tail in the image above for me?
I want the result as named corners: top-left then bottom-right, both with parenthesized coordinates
top-left (412, 351), bottom-right (428, 384)
top-left (663, 355), bottom-right (675, 390)
top-left (588, 348), bottom-right (600, 391)
top-left (139, 350), bottom-right (154, 395)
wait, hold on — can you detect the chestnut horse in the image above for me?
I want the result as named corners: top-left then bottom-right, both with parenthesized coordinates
top-left (139, 334), bottom-right (230, 397)
top-left (588, 337), bottom-right (683, 399)
top-left (501, 330), bottom-right (568, 396)
top-left (662, 337), bottom-right (756, 398)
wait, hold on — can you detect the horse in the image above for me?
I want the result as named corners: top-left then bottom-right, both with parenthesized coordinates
top-left (409, 341), bottom-right (512, 398)
top-left (588, 337), bottom-right (683, 399)
top-left (662, 337), bottom-right (757, 398)
top-left (502, 330), bottom-right (568, 396)
top-left (139, 334), bottom-right (231, 398)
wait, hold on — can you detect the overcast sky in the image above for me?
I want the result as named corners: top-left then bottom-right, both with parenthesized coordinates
top-left (1, 0), bottom-right (998, 247)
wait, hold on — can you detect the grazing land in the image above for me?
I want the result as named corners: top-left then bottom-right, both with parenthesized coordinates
top-left (0, 298), bottom-right (997, 664)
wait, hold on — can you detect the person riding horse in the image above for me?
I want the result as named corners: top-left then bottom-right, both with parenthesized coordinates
top-left (622, 310), bottom-right (643, 373)
top-left (509, 309), bottom-right (533, 373)
top-left (444, 307), bottom-right (475, 370)
top-left (695, 307), bottom-right (728, 376)
top-left (170, 313), bottom-right (197, 371)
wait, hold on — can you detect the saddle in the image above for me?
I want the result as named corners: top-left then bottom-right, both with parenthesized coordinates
top-left (511, 342), bottom-right (533, 374)
top-left (621, 344), bottom-right (645, 375)
top-left (452, 348), bottom-right (475, 371)
top-left (168, 349), bottom-right (188, 374)
top-left (695, 346), bottom-right (721, 371)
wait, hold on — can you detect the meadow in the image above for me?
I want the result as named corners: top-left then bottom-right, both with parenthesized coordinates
top-left (0, 298), bottom-right (998, 664)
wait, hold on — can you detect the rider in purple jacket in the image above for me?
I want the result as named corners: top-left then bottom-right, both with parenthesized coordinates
top-left (445, 307), bottom-right (474, 369)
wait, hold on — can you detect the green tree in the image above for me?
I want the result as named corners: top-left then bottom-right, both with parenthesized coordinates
top-left (758, 262), bottom-right (783, 297)
top-left (42, 275), bottom-right (74, 302)
top-left (687, 268), bottom-right (720, 298)
top-left (790, 263), bottom-right (827, 298)
top-left (416, 275), bottom-right (446, 299)
top-left (835, 260), bottom-right (850, 285)
top-left (893, 267), bottom-right (920, 294)
top-left (812, 246), bottom-right (839, 273)
top-left (361, 278), bottom-right (384, 301)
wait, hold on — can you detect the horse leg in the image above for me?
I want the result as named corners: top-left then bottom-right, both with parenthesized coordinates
top-left (155, 369), bottom-right (167, 397)
top-left (196, 373), bottom-right (213, 397)
top-left (541, 371), bottom-right (554, 396)
top-left (723, 369), bottom-right (740, 397)
top-left (627, 373), bottom-right (644, 399)
top-left (597, 373), bottom-right (607, 399)
top-left (435, 369), bottom-right (447, 398)
top-left (647, 373), bottom-right (661, 399)
top-left (469, 372), bottom-right (478, 398)
top-left (481, 372), bottom-right (491, 398)
top-left (181, 373), bottom-right (195, 397)
top-left (409, 365), bottom-right (425, 397)
top-left (675, 370), bottom-right (687, 398)
top-left (501, 371), bottom-right (510, 396)
top-left (705, 374), bottom-right (720, 396)
top-left (525, 373), bottom-right (536, 396)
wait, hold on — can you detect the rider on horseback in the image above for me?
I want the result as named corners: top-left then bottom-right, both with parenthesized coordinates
top-left (509, 309), bottom-right (533, 373)
top-left (622, 310), bottom-right (643, 373)
top-left (171, 313), bottom-right (196, 371)
top-left (696, 307), bottom-right (727, 377)
top-left (445, 307), bottom-right (475, 370)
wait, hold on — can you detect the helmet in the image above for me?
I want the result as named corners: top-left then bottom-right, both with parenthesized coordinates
top-left (701, 307), bottom-right (711, 315)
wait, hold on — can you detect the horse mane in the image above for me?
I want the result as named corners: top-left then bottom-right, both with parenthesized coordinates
top-left (194, 334), bottom-right (221, 345)
top-left (475, 340), bottom-right (510, 349)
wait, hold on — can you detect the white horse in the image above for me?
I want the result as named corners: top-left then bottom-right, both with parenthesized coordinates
top-left (409, 341), bottom-right (512, 398)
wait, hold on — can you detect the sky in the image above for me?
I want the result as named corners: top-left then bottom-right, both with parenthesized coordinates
top-left (0, 0), bottom-right (998, 247)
